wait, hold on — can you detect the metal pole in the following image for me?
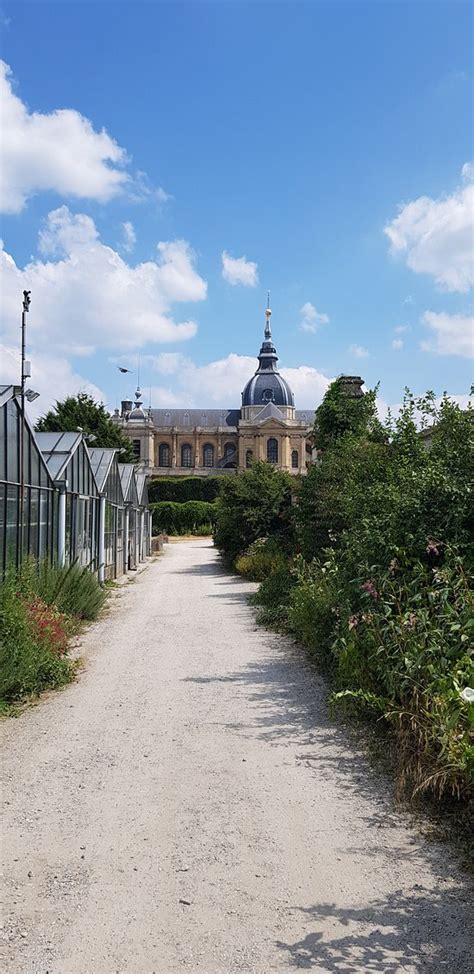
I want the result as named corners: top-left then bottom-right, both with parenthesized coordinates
top-left (19, 290), bottom-right (31, 562)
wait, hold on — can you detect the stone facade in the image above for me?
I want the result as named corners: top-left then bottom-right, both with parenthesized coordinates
top-left (113, 307), bottom-right (314, 476)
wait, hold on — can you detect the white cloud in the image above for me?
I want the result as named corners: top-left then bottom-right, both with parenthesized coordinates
top-left (462, 161), bottom-right (474, 182)
top-left (384, 164), bottom-right (474, 293)
top-left (348, 344), bottom-right (370, 359)
top-left (0, 60), bottom-right (132, 213)
top-left (0, 343), bottom-right (104, 420)
top-left (420, 311), bottom-right (473, 358)
top-left (392, 339), bottom-right (404, 350)
top-left (0, 206), bottom-right (207, 353)
top-left (141, 351), bottom-right (331, 410)
top-left (394, 324), bottom-right (410, 334)
top-left (121, 221), bottom-right (136, 253)
top-left (221, 251), bottom-right (258, 287)
top-left (299, 301), bottom-right (330, 333)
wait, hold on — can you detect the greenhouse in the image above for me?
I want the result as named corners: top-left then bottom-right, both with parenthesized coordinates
top-left (36, 431), bottom-right (100, 570)
top-left (118, 463), bottom-right (141, 570)
top-left (89, 448), bottom-right (125, 581)
top-left (136, 468), bottom-right (152, 562)
top-left (0, 386), bottom-right (57, 574)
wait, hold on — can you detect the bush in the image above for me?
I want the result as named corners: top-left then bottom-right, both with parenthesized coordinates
top-left (214, 461), bottom-right (296, 565)
top-left (150, 500), bottom-right (217, 535)
top-left (18, 558), bottom-right (106, 621)
top-left (0, 571), bottom-right (75, 702)
top-left (148, 477), bottom-right (223, 503)
top-left (251, 561), bottom-right (297, 629)
top-left (232, 388), bottom-right (474, 804)
top-left (235, 538), bottom-right (286, 582)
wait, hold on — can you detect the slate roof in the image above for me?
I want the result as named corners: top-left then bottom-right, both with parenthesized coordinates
top-left (150, 408), bottom-right (240, 429)
top-left (148, 407), bottom-right (312, 428)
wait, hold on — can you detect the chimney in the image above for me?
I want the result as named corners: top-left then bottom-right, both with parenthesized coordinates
top-left (337, 375), bottom-right (364, 398)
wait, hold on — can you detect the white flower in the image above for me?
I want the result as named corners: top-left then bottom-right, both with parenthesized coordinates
top-left (459, 687), bottom-right (474, 703)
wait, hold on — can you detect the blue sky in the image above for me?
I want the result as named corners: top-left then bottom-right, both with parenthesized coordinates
top-left (0, 0), bottom-right (472, 417)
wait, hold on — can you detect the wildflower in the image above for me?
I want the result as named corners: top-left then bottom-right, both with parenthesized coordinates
top-left (426, 539), bottom-right (440, 556)
top-left (403, 612), bottom-right (417, 628)
top-left (460, 688), bottom-right (474, 703)
top-left (388, 558), bottom-right (398, 575)
top-left (348, 614), bottom-right (359, 630)
top-left (361, 580), bottom-right (379, 599)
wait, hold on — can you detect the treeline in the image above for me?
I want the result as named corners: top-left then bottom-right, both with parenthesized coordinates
top-left (214, 380), bottom-right (473, 805)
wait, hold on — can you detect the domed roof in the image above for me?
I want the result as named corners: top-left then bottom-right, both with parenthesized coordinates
top-left (128, 387), bottom-right (146, 421)
top-left (242, 304), bottom-right (294, 408)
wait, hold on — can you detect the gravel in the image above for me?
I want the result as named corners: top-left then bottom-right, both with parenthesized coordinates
top-left (1, 539), bottom-right (472, 973)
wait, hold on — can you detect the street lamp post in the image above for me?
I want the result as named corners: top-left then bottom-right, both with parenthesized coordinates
top-left (19, 290), bottom-right (31, 560)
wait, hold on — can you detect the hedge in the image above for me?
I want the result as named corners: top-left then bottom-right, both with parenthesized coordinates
top-left (150, 500), bottom-right (218, 535)
top-left (148, 477), bottom-right (223, 503)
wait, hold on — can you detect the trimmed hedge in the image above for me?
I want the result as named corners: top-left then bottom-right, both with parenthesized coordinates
top-left (150, 500), bottom-right (218, 535)
top-left (148, 477), bottom-right (223, 503)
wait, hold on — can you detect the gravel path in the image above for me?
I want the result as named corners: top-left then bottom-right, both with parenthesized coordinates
top-left (1, 539), bottom-right (471, 973)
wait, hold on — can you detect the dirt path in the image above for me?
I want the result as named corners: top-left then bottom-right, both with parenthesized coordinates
top-left (1, 540), bottom-right (471, 973)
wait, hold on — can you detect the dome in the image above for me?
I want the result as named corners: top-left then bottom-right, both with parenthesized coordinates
top-left (128, 387), bottom-right (146, 422)
top-left (242, 306), bottom-right (295, 408)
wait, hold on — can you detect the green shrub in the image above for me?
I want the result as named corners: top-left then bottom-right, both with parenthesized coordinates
top-left (150, 500), bottom-right (217, 535)
top-left (148, 477), bottom-right (223, 503)
top-left (214, 461), bottom-right (296, 564)
top-left (0, 572), bottom-right (74, 702)
top-left (252, 561), bottom-right (297, 629)
top-left (17, 558), bottom-right (106, 621)
top-left (236, 387), bottom-right (473, 804)
top-left (235, 538), bottom-right (286, 582)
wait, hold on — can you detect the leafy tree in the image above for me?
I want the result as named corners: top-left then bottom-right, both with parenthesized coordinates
top-left (214, 461), bottom-right (296, 564)
top-left (35, 393), bottom-right (134, 462)
top-left (313, 376), bottom-right (385, 450)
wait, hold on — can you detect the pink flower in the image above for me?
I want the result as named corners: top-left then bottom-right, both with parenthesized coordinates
top-left (426, 540), bottom-right (440, 556)
top-left (348, 614), bottom-right (359, 630)
top-left (361, 580), bottom-right (379, 599)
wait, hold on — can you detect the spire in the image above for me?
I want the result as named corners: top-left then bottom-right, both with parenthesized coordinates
top-left (264, 290), bottom-right (272, 340)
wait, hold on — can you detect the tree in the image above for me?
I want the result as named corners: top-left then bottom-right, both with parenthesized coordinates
top-left (313, 376), bottom-right (385, 450)
top-left (35, 393), bottom-right (134, 462)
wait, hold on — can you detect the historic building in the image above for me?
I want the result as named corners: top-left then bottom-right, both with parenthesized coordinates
top-left (114, 304), bottom-right (313, 476)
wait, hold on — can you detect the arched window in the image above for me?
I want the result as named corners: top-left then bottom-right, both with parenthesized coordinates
top-left (267, 438), bottom-right (278, 464)
top-left (132, 439), bottom-right (141, 459)
top-left (202, 443), bottom-right (214, 468)
top-left (224, 441), bottom-right (235, 457)
top-left (245, 449), bottom-right (253, 468)
top-left (181, 443), bottom-right (192, 468)
top-left (158, 443), bottom-right (170, 467)
top-left (291, 449), bottom-right (299, 468)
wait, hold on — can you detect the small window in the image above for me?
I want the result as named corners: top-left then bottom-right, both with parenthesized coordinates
top-left (223, 442), bottom-right (235, 457)
top-left (245, 449), bottom-right (253, 468)
top-left (262, 388), bottom-right (275, 403)
top-left (202, 443), bottom-right (214, 467)
top-left (291, 449), bottom-right (299, 468)
top-left (181, 443), bottom-right (192, 468)
top-left (164, 411), bottom-right (170, 422)
top-left (201, 413), bottom-right (208, 426)
top-left (183, 412), bottom-right (190, 426)
top-left (267, 438), bottom-right (278, 464)
top-left (158, 443), bottom-right (170, 467)
top-left (132, 439), bottom-right (141, 459)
